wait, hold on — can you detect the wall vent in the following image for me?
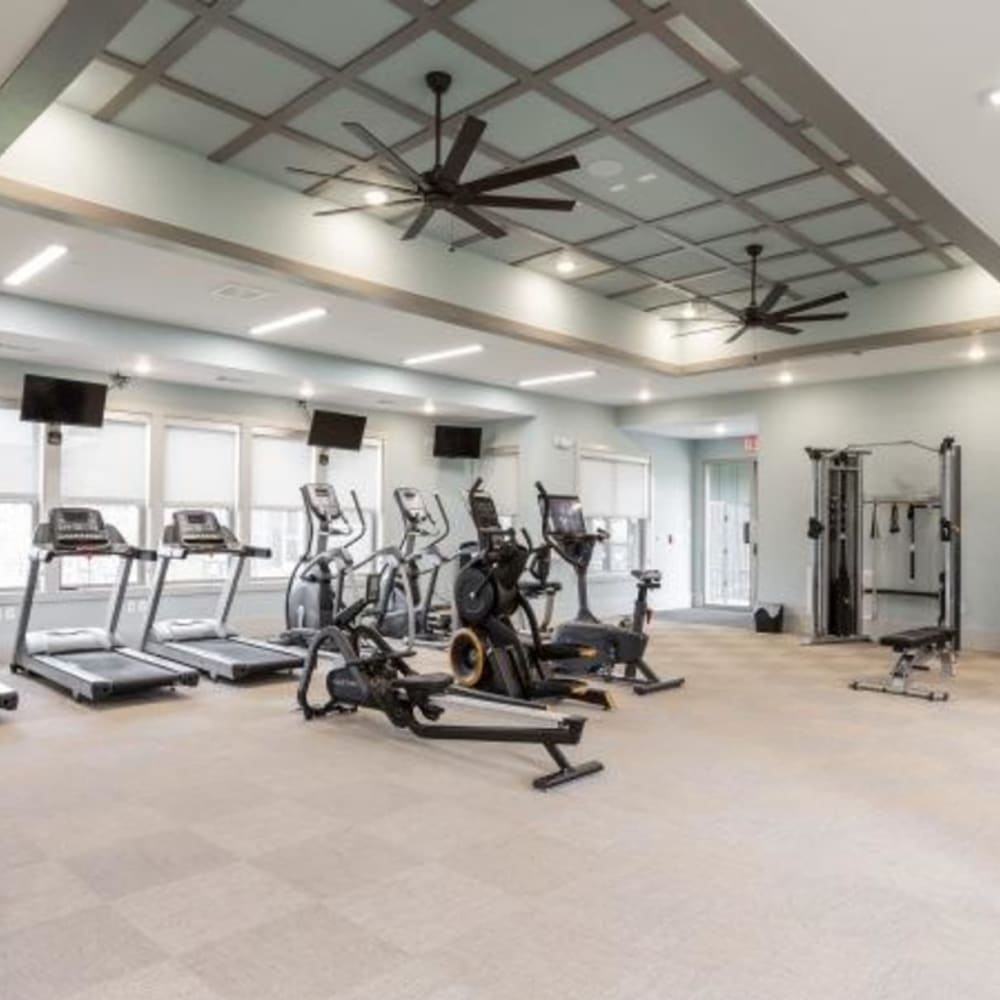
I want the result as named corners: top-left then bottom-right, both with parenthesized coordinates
top-left (211, 283), bottom-right (272, 302)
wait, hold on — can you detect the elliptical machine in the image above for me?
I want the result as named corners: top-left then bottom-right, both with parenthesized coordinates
top-left (535, 482), bottom-right (684, 696)
top-left (448, 480), bottom-right (612, 709)
top-left (372, 487), bottom-right (454, 645)
top-left (284, 483), bottom-right (367, 641)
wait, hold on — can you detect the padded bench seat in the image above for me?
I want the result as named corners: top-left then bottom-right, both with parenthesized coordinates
top-left (879, 627), bottom-right (954, 651)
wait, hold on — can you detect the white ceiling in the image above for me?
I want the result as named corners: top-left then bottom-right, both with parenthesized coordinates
top-left (746, 0), bottom-right (1000, 254)
top-left (0, 1), bottom-right (66, 83)
top-left (0, 201), bottom-right (995, 416)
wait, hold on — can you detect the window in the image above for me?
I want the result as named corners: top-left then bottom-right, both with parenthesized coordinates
top-left (0, 407), bottom-right (39, 589)
top-left (323, 440), bottom-right (382, 563)
top-left (59, 418), bottom-right (148, 589)
top-left (249, 431), bottom-right (312, 578)
top-left (579, 453), bottom-right (649, 575)
top-left (163, 422), bottom-right (238, 582)
top-left (480, 449), bottom-right (519, 530)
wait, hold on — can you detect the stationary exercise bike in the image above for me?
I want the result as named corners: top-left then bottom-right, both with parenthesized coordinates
top-left (283, 483), bottom-right (367, 641)
top-left (297, 573), bottom-right (604, 791)
top-left (371, 487), bottom-right (454, 645)
top-left (448, 480), bottom-right (612, 710)
top-left (536, 482), bottom-right (685, 696)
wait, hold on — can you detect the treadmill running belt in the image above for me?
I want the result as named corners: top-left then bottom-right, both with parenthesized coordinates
top-left (70, 650), bottom-right (194, 693)
top-left (184, 638), bottom-right (302, 670)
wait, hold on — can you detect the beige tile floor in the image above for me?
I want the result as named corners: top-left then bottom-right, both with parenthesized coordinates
top-left (2, 624), bottom-right (1000, 999)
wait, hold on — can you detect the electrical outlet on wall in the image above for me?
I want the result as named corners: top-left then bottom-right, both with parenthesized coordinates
top-left (3, 606), bottom-right (15, 621)
top-left (137, 600), bottom-right (148, 613)
top-left (126, 600), bottom-right (136, 614)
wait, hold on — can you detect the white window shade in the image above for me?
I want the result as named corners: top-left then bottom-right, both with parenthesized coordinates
top-left (615, 460), bottom-right (649, 519)
top-left (325, 442), bottom-right (381, 510)
top-left (164, 424), bottom-right (237, 505)
top-left (481, 451), bottom-right (519, 516)
top-left (580, 456), bottom-right (615, 514)
top-left (0, 408), bottom-right (38, 495)
top-left (62, 420), bottom-right (147, 500)
top-left (252, 433), bottom-right (311, 507)
top-left (580, 454), bottom-right (649, 518)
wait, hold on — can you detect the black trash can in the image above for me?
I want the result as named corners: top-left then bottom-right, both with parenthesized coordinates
top-left (754, 603), bottom-right (784, 634)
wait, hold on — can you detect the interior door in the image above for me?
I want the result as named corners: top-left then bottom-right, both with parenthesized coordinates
top-left (704, 460), bottom-right (756, 608)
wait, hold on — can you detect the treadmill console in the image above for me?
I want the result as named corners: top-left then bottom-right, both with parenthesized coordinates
top-left (545, 496), bottom-right (587, 537)
top-left (49, 508), bottom-right (111, 552)
top-left (171, 510), bottom-right (228, 551)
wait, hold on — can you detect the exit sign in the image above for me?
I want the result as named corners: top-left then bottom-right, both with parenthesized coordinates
top-left (744, 435), bottom-right (760, 454)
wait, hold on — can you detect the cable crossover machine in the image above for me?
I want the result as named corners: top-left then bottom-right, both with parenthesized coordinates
top-left (806, 437), bottom-right (961, 700)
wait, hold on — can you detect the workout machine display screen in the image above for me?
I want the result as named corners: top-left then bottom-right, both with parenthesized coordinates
top-left (20, 374), bottom-right (107, 428)
top-left (433, 425), bottom-right (482, 459)
top-left (304, 483), bottom-right (342, 518)
top-left (546, 496), bottom-right (587, 536)
top-left (307, 410), bottom-right (367, 450)
top-left (469, 494), bottom-right (500, 531)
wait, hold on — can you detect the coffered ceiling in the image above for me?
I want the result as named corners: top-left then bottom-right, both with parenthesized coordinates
top-left (55, 0), bottom-right (968, 324)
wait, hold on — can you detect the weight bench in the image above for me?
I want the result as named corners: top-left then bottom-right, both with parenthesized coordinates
top-left (849, 626), bottom-right (955, 701)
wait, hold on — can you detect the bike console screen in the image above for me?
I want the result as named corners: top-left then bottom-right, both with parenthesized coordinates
top-left (546, 496), bottom-right (587, 537)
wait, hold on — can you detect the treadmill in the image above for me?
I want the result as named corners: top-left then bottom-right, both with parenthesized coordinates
top-left (11, 508), bottom-right (200, 702)
top-left (140, 510), bottom-right (304, 681)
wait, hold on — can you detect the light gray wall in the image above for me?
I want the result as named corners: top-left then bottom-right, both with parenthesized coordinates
top-left (621, 363), bottom-right (1000, 649)
top-left (0, 356), bottom-right (695, 654)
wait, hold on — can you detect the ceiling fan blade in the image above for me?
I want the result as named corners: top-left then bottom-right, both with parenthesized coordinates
top-left (440, 116), bottom-right (487, 183)
top-left (771, 290), bottom-right (848, 318)
top-left (313, 197), bottom-right (423, 217)
top-left (342, 122), bottom-right (424, 186)
top-left (724, 324), bottom-right (750, 345)
top-left (461, 155), bottom-right (581, 195)
top-left (401, 204), bottom-right (436, 241)
top-left (758, 282), bottom-right (788, 313)
top-left (671, 323), bottom-right (740, 339)
top-left (462, 194), bottom-right (576, 211)
top-left (287, 167), bottom-right (415, 194)
top-left (760, 322), bottom-right (802, 335)
top-left (783, 311), bottom-right (848, 322)
top-left (445, 204), bottom-right (507, 239)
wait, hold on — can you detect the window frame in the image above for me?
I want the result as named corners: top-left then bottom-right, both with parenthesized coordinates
top-left (577, 450), bottom-right (651, 580)
top-left (0, 403), bottom-right (41, 595)
top-left (56, 412), bottom-right (151, 591)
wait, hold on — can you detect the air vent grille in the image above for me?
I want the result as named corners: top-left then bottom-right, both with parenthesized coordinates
top-left (211, 283), bottom-right (272, 302)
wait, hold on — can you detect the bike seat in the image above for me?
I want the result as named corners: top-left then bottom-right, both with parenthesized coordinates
top-left (632, 570), bottom-right (661, 586)
top-left (389, 672), bottom-right (453, 696)
top-left (521, 581), bottom-right (561, 598)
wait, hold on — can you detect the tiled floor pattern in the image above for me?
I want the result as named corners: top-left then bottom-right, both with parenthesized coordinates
top-left (2, 625), bottom-right (999, 999)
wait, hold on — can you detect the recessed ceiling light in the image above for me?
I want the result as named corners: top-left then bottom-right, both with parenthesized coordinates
top-left (988, 89), bottom-right (1000, 107)
top-left (968, 343), bottom-right (986, 361)
top-left (249, 307), bottom-right (327, 336)
top-left (637, 172), bottom-right (657, 183)
top-left (299, 382), bottom-right (315, 399)
top-left (422, 399), bottom-right (436, 415)
top-left (714, 423), bottom-right (727, 436)
top-left (133, 358), bottom-right (152, 376)
top-left (404, 344), bottom-right (483, 366)
top-left (682, 300), bottom-right (698, 320)
top-left (609, 183), bottom-right (627, 193)
top-left (778, 370), bottom-right (794, 385)
top-left (364, 189), bottom-right (389, 206)
top-left (555, 257), bottom-right (577, 274)
top-left (518, 370), bottom-right (596, 388)
top-left (211, 283), bottom-right (271, 302)
top-left (638, 388), bottom-right (652, 402)
top-left (4, 244), bottom-right (68, 287)
top-left (587, 159), bottom-right (623, 178)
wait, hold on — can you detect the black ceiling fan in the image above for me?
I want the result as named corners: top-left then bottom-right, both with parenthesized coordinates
top-left (703, 243), bottom-right (850, 344)
top-left (287, 71), bottom-right (580, 242)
